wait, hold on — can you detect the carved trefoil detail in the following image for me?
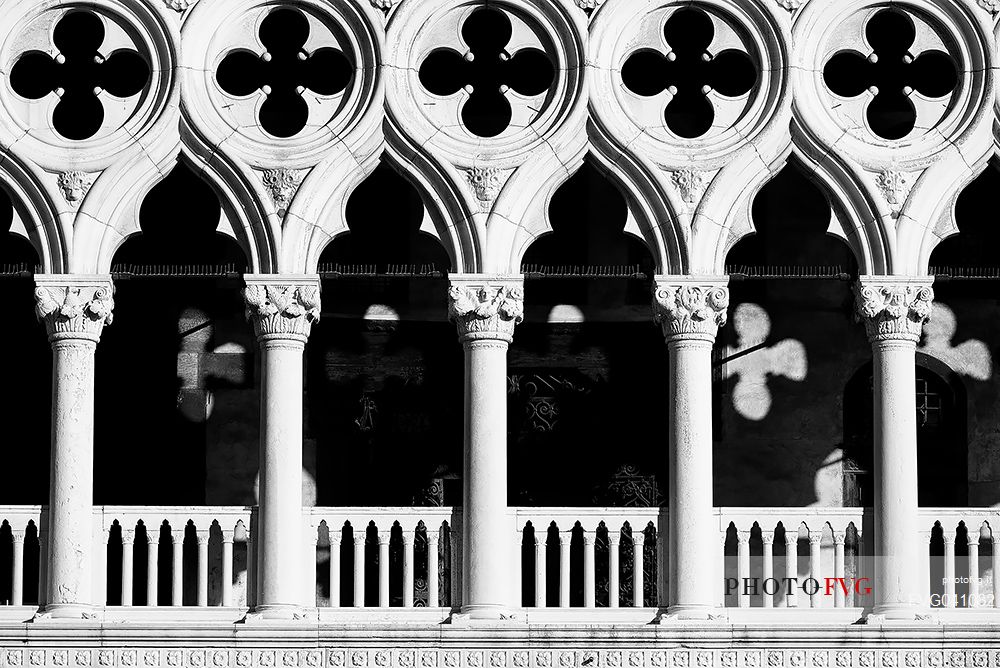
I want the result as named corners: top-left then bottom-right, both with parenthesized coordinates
top-left (670, 169), bottom-right (708, 205)
top-left (854, 280), bottom-right (934, 342)
top-left (57, 171), bottom-right (95, 206)
top-left (652, 282), bottom-right (729, 338)
top-left (34, 282), bottom-right (115, 340)
top-left (465, 167), bottom-right (505, 212)
top-left (244, 281), bottom-right (321, 339)
top-left (260, 168), bottom-right (305, 213)
top-left (875, 170), bottom-right (913, 216)
top-left (448, 281), bottom-right (524, 342)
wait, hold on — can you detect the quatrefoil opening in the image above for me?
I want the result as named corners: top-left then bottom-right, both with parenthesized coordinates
top-left (418, 7), bottom-right (554, 138)
top-left (823, 9), bottom-right (957, 140)
top-left (216, 7), bottom-right (353, 138)
top-left (9, 11), bottom-right (149, 141)
top-left (621, 7), bottom-right (757, 139)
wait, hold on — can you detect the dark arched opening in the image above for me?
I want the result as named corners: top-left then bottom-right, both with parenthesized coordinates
top-left (95, 162), bottom-right (251, 508)
top-left (716, 161), bottom-right (866, 506)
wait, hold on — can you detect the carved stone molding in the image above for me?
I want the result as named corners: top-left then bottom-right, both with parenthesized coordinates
top-left (652, 278), bottom-right (730, 341)
top-left (34, 276), bottom-right (115, 342)
top-left (0, 647), bottom-right (995, 668)
top-left (465, 168), bottom-right (505, 213)
top-left (260, 169), bottom-right (306, 214)
top-left (57, 171), bottom-right (96, 207)
top-left (448, 276), bottom-right (524, 343)
top-left (853, 278), bottom-right (934, 343)
top-left (670, 169), bottom-right (708, 205)
top-left (244, 275), bottom-right (321, 341)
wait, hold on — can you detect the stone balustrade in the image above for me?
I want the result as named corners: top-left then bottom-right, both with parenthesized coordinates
top-left (2, 505), bottom-right (999, 620)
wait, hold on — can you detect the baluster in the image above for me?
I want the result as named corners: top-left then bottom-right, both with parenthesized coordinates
top-left (329, 531), bottom-right (341, 608)
top-left (450, 529), bottom-right (461, 608)
top-left (633, 531), bottom-right (645, 608)
top-left (246, 528), bottom-right (255, 609)
top-left (968, 531), bottom-right (980, 608)
top-left (559, 532), bottom-right (570, 608)
top-left (304, 526), bottom-right (317, 607)
top-left (920, 530), bottom-right (931, 610)
top-left (784, 533), bottom-right (798, 608)
top-left (427, 530), bottom-right (440, 608)
top-left (146, 531), bottom-right (158, 606)
top-left (761, 531), bottom-right (774, 609)
top-left (534, 534), bottom-right (546, 608)
top-left (608, 530), bottom-right (620, 608)
top-left (583, 530), bottom-right (596, 608)
top-left (121, 530), bottom-right (135, 607)
top-left (196, 530), bottom-right (209, 607)
top-left (943, 531), bottom-right (956, 608)
top-left (37, 531), bottom-right (47, 608)
top-left (11, 530), bottom-right (25, 606)
top-left (402, 530), bottom-right (415, 608)
top-left (833, 533), bottom-right (846, 609)
top-left (378, 533), bottom-right (390, 607)
top-left (221, 530), bottom-right (234, 607)
top-left (171, 529), bottom-right (184, 607)
top-left (737, 531), bottom-right (750, 608)
top-left (808, 532), bottom-right (822, 608)
top-left (353, 533), bottom-right (366, 608)
top-left (992, 534), bottom-right (1000, 609)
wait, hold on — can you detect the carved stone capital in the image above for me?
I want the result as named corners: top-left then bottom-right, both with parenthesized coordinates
top-left (34, 276), bottom-right (115, 342)
top-left (243, 275), bottom-right (321, 342)
top-left (853, 277), bottom-right (934, 343)
top-left (447, 275), bottom-right (524, 343)
top-left (652, 277), bottom-right (729, 341)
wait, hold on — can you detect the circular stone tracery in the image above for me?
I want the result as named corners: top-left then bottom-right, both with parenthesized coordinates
top-left (213, 5), bottom-right (355, 140)
top-left (621, 7), bottom-right (757, 139)
top-left (823, 8), bottom-right (957, 140)
top-left (4, 7), bottom-right (153, 144)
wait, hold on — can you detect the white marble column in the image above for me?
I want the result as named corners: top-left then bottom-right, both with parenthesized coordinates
top-left (854, 278), bottom-right (933, 621)
top-left (244, 275), bottom-right (321, 618)
top-left (34, 276), bottom-right (115, 619)
top-left (448, 275), bottom-right (523, 620)
top-left (652, 277), bottom-right (729, 620)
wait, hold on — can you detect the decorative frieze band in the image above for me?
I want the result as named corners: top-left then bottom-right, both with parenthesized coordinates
top-left (853, 278), bottom-right (934, 343)
top-left (34, 276), bottom-right (115, 342)
top-left (0, 646), bottom-right (997, 668)
top-left (651, 278), bottom-right (729, 341)
top-left (244, 275), bottom-right (322, 341)
top-left (447, 276), bottom-right (524, 343)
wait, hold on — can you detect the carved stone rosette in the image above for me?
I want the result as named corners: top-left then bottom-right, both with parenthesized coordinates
top-left (448, 276), bottom-right (524, 343)
top-left (243, 276), bottom-right (321, 342)
top-left (652, 278), bottom-right (730, 341)
top-left (34, 277), bottom-right (115, 342)
top-left (853, 278), bottom-right (934, 343)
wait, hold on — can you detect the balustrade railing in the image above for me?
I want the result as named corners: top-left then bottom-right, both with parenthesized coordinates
top-left (1, 505), bottom-right (998, 617)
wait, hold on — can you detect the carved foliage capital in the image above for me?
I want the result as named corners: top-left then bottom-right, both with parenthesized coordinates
top-left (244, 279), bottom-right (321, 340)
top-left (34, 279), bottom-right (115, 341)
top-left (448, 278), bottom-right (524, 342)
top-left (652, 280), bottom-right (729, 340)
top-left (853, 279), bottom-right (933, 343)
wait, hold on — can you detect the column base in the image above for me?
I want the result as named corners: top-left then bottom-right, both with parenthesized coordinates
top-left (866, 605), bottom-right (937, 625)
top-left (244, 604), bottom-right (315, 622)
top-left (659, 605), bottom-right (728, 623)
top-left (34, 603), bottom-right (100, 621)
top-left (450, 605), bottom-right (523, 624)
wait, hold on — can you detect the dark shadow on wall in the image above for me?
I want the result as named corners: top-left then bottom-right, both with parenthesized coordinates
top-left (310, 161), bottom-right (461, 506)
top-left (0, 189), bottom-right (51, 504)
top-left (94, 163), bottom-right (253, 505)
top-left (716, 163), bottom-right (866, 507)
